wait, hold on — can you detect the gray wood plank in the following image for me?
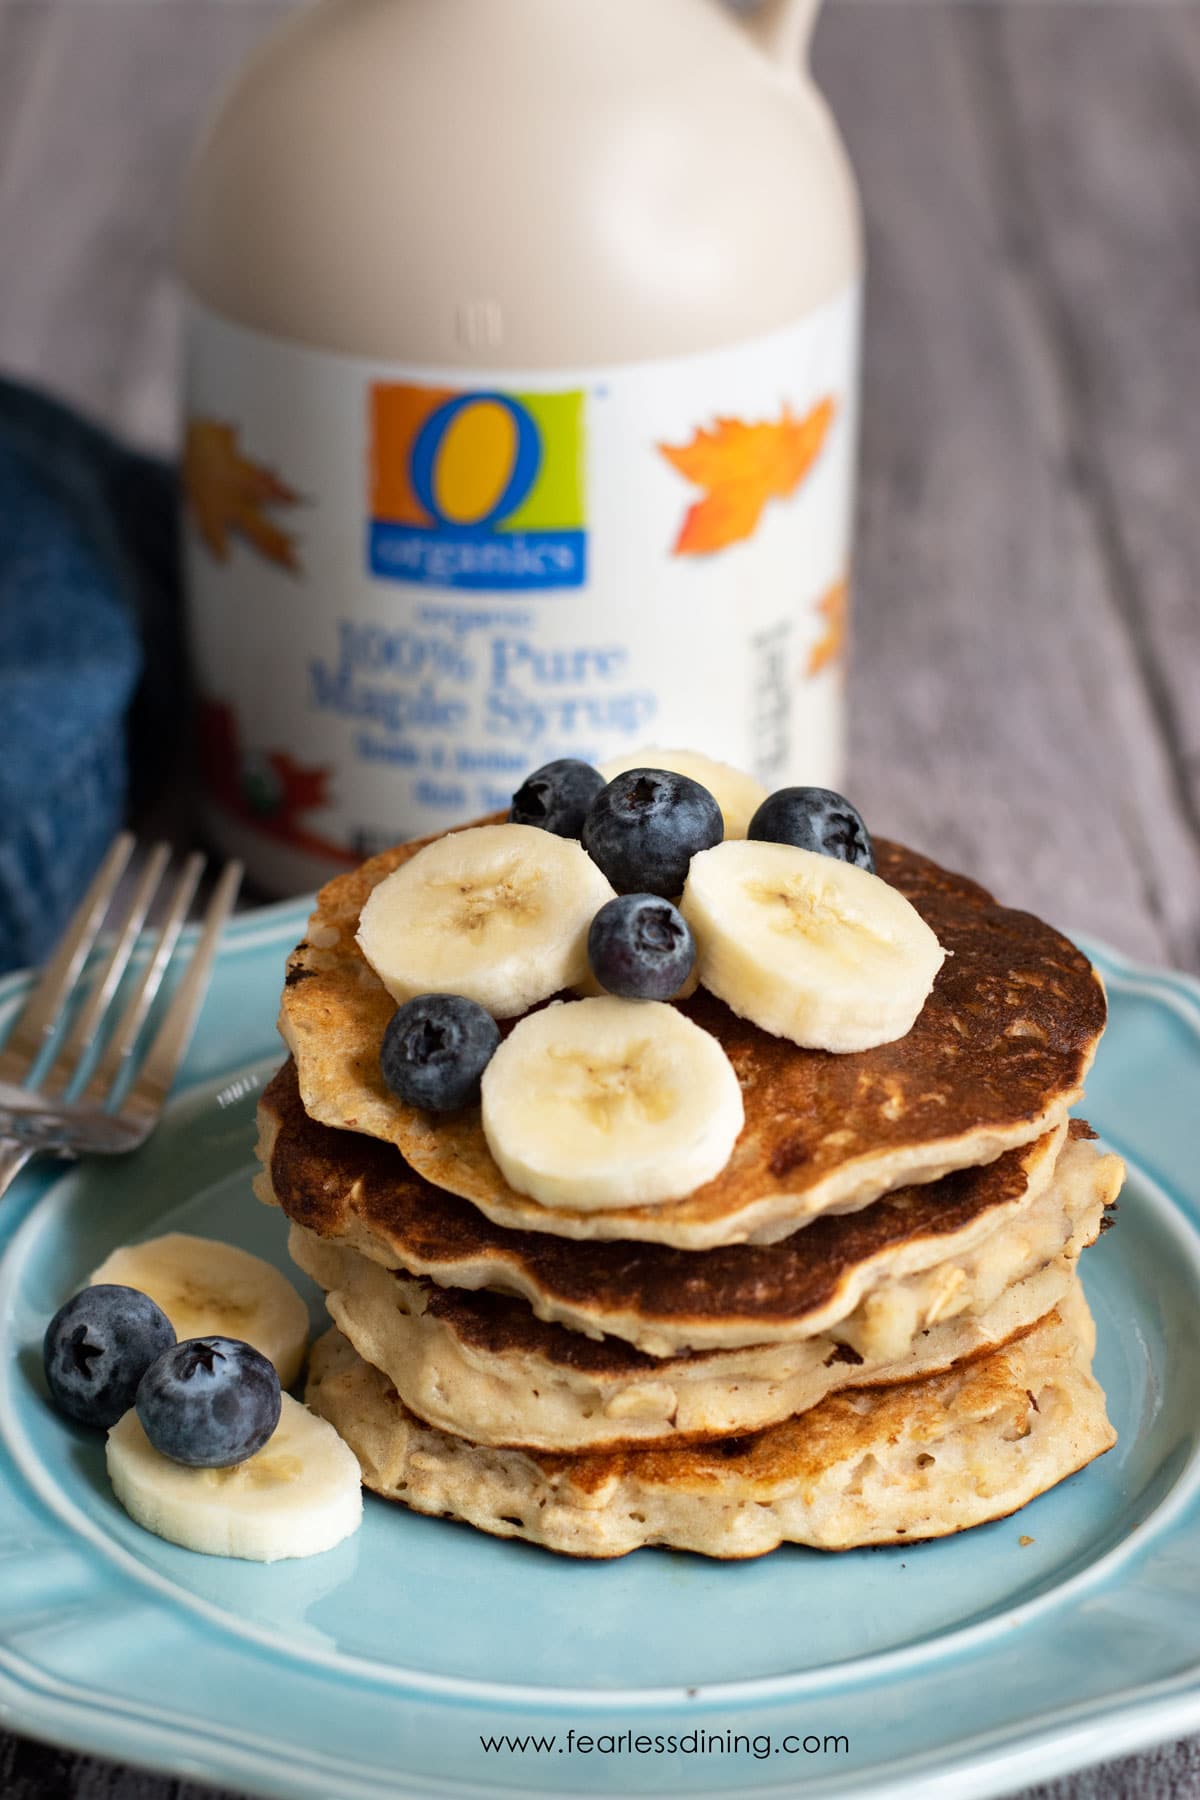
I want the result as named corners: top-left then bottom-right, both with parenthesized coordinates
top-left (0, 1729), bottom-right (241, 1800)
top-left (965, 1), bottom-right (1200, 944)
top-left (815, 0), bottom-right (1200, 972)
top-left (0, 0), bottom-right (292, 446)
top-left (1021, 1735), bottom-right (1200, 1800)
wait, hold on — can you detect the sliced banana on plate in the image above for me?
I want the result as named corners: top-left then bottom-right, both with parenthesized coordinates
top-left (480, 994), bottom-right (744, 1210)
top-left (599, 747), bottom-right (767, 840)
top-left (681, 840), bottom-right (945, 1053)
top-left (357, 823), bottom-right (616, 1019)
top-left (89, 1233), bottom-right (310, 1389)
top-left (106, 1394), bottom-right (362, 1562)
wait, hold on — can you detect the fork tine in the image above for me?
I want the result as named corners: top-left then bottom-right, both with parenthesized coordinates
top-left (118, 860), bottom-right (243, 1127)
top-left (80, 851), bottom-right (206, 1107)
top-left (0, 832), bottom-right (134, 1082)
top-left (41, 842), bottom-right (173, 1097)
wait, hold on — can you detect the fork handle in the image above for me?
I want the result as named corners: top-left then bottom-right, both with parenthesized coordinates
top-left (0, 1139), bottom-right (34, 1200)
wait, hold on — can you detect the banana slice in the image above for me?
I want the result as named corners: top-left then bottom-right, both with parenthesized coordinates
top-left (480, 995), bottom-right (744, 1210)
top-left (90, 1234), bottom-right (309, 1389)
top-left (357, 823), bottom-right (616, 1019)
top-left (599, 748), bottom-right (767, 839)
top-left (106, 1394), bottom-right (362, 1562)
top-left (681, 840), bottom-right (945, 1053)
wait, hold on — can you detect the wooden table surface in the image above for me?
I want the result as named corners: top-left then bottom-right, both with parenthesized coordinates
top-left (1, 2), bottom-right (1198, 1796)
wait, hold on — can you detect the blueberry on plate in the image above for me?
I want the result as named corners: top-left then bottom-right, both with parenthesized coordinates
top-left (509, 758), bottom-right (606, 838)
top-left (588, 894), bottom-right (697, 1000)
top-left (581, 769), bottom-right (723, 897)
top-left (43, 1284), bottom-right (176, 1429)
top-left (137, 1337), bottom-right (281, 1468)
top-left (747, 787), bottom-right (875, 872)
top-left (380, 993), bottom-right (501, 1112)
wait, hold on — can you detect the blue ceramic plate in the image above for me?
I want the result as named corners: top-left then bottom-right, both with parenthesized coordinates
top-left (1, 901), bottom-right (1199, 1800)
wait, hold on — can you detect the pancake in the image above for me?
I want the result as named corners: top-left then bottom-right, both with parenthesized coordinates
top-left (278, 828), bottom-right (1107, 1248)
top-left (257, 1064), bottom-right (1123, 1356)
top-left (287, 1129), bottom-right (1112, 1449)
top-left (305, 1280), bottom-right (1115, 1558)
top-left (293, 1250), bottom-right (1078, 1453)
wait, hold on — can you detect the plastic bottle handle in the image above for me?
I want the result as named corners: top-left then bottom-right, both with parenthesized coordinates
top-left (740, 0), bottom-right (821, 72)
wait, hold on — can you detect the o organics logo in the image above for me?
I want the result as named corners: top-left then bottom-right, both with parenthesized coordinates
top-left (368, 383), bottom-right (586, 590)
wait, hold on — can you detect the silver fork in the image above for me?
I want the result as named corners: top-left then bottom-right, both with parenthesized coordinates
top-left (0, 836), bottom-right (243, 1198)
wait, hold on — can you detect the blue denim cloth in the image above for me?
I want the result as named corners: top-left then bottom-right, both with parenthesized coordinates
top-left (0, 379), bottom-right (181, 974)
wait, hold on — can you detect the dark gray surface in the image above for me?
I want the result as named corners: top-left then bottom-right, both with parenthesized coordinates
top-left (0, 1), bottom-right (1197, 1796)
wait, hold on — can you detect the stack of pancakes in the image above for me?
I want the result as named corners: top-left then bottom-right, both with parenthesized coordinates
top-left (255, 833), bottom-right (1120, 1558)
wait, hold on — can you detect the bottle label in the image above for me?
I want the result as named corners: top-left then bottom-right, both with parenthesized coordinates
top-left (183, 287), bottom-right (860, 872)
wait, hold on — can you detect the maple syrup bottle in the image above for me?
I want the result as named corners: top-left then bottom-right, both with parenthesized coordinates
top-left (179, 0), bottom-right (862, 892)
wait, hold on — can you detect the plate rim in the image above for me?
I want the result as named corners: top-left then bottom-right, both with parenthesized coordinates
top-left (3, 1641), bottom-right (1200, 1800)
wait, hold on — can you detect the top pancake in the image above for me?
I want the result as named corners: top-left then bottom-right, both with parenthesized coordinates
top-left (278, 826), bottom-right (1106, 1249)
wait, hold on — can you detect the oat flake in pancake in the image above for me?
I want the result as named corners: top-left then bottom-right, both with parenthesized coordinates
top-left (278, 829), bottom-right (1107, 1249)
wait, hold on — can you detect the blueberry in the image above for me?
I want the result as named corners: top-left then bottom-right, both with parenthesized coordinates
top-left (43, 1284), bottom-right (176, 1430)
top-left (588, 894), bottom-right (696, 1000)
top-left (509, 759), bottom-right (606, 838)
top-left (380, 993), bottom-right (501, 1111)
top-left (136, 1337), bottom-right (281, 1468)
top-left (747, 787), bottom-right (875, 872)
top-left (581, 769), bottom-right (723, 897)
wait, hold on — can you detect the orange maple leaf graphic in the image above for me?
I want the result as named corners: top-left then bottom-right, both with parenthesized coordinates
top-left (184, 419), bottom-right (302, 571)
top-left (807, 577), bottom-right (848, 676)
top-left (659, 398), bottom-right (836, 556)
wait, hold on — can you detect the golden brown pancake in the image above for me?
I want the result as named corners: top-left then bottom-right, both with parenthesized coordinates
top-left (304, 1282), bottom-right (1116, 1557)
top-left (278, 829), bottom-right (1107, 1248)
top-left (256, 1063), bottom-right (1119, 1356)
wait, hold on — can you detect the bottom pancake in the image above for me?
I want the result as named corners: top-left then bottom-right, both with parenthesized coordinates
top-left (305, 1280), bottom-right (1114, 1559)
